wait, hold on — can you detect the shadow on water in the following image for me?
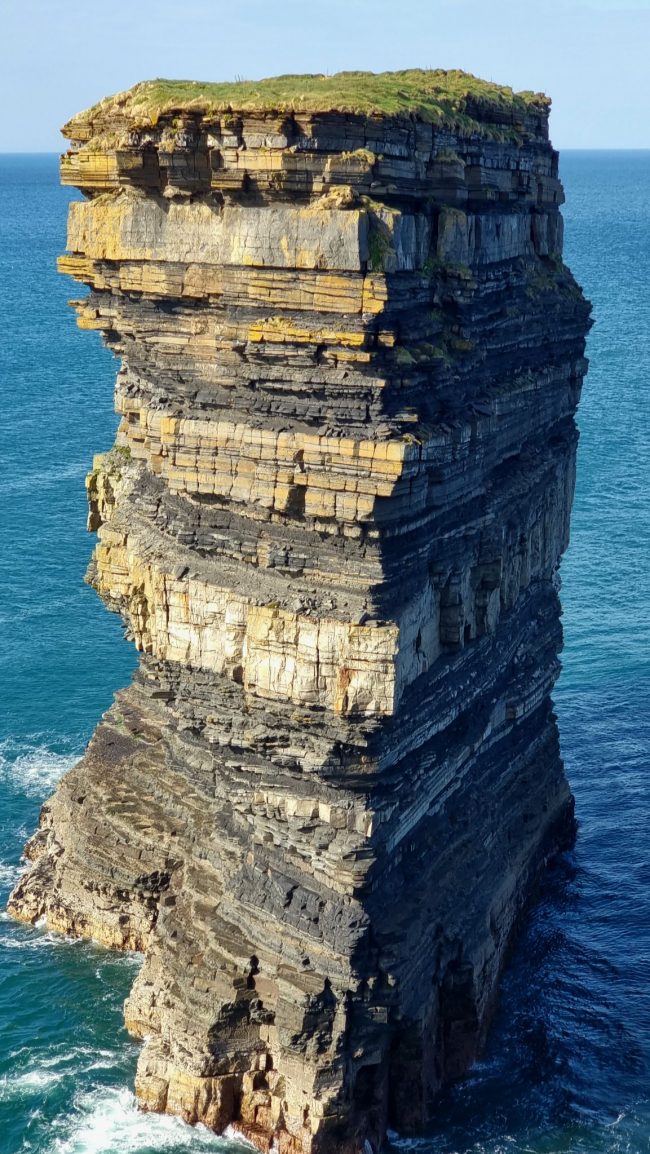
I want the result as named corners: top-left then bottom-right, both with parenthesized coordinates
top-left (389, 847), bottom-right (649, 1153)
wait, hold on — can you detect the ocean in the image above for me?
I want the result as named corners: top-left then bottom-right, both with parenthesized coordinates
top-left (1, 151), bottom-right (649, 1154)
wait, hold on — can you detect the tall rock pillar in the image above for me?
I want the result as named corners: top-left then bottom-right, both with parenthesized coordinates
top-left (10, 72), bottom-right (591, 1153)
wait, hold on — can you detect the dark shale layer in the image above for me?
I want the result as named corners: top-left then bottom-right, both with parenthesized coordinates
top-left (9, 70), bottom-right (591, 1154)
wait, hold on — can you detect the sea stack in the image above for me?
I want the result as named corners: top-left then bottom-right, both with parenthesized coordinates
top-left (9, 71), bottom-right (591, 1153)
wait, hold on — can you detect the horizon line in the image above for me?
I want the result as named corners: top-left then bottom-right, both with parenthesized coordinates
top-left (3, 147), bottom-right (650, 155)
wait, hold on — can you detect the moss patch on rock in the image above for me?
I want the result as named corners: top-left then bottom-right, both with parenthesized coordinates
top-left (63, 69), bottom-right (549, 143)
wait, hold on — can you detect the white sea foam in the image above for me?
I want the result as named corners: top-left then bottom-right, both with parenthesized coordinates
top-left (223, 1125), bottom-right (259, 1149)
top-left (95, 951), bottom-right (143, 976)
top-left (0, 1067), bottom-right (65, 1100)
top-left (0, 1043), bottom-right (131, 1106)
top-left (50, 1086), bottom-right (246, 1153)
top-left (8, 1044), bottom-right (120, 1070)
top-left (0, 860), bottom-right (21, 890)
top-left (0, 742), bottom-right (80, 798)
top-left (0, 930), bottom-right (75, 951)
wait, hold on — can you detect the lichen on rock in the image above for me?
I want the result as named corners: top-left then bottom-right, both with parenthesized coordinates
top-left (10, 69), bottom-right (591, 1154)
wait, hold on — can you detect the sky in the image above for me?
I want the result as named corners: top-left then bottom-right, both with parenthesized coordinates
top-left (2, 0), bottom-right (650, 151)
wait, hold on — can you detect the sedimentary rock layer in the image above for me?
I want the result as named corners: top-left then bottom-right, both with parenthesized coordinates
top-left (10, 71), bottom-right (591, 1153)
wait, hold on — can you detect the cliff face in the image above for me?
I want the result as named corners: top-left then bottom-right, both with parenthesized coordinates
top-left (9, 72), bottom-right (591, 1154)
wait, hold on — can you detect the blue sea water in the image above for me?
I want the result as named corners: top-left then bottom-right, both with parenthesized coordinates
top-left (0, 150), bottom-right (649, 1154)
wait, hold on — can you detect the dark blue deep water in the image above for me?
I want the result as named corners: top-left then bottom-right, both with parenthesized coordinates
top-left (1, 151), bottom-right (649, 1153)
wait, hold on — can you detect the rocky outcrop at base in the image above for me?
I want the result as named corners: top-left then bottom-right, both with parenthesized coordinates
top-left (10, 70), bottom-right (591, 1153)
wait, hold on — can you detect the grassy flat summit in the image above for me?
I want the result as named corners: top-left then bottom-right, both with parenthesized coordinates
top-left (63, 69), bottom-right (549, 140)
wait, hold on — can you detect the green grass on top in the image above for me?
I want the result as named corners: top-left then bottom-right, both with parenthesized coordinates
top-left (63, 69), bottom-right (549, 140)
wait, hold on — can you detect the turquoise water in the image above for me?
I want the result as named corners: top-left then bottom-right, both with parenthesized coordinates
top-left (1, 152), bottom-right (649, 1153)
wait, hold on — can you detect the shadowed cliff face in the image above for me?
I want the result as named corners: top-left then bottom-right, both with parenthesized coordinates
top-left (9, 72), bottom-right (591, 1154)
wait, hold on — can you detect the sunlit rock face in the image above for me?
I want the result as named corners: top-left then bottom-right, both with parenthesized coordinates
top-left (10, 72), bottom-right (591, 1154)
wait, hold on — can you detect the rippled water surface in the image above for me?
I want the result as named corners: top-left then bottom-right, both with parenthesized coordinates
top-left (1, 152), bottom-right (649, 1154)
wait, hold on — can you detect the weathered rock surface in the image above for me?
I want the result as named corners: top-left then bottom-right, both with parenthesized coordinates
top-left (10, 71), bottom-right (591, 1153)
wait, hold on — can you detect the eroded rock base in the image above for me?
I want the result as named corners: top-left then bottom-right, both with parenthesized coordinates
top-left (11, 585), bottom-right (575, 1151)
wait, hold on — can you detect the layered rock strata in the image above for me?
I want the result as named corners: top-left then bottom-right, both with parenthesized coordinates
top-left (10, 72), bottom-right (591, 1153)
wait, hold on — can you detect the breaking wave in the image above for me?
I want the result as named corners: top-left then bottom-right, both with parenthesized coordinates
top-left (0, 742), bottom-right (79, 798)
top-left (49, 1087), bottom-right (247, 1154)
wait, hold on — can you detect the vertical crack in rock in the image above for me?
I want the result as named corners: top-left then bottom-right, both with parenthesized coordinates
top-left (10, 72), bottom-right (591, 1154)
